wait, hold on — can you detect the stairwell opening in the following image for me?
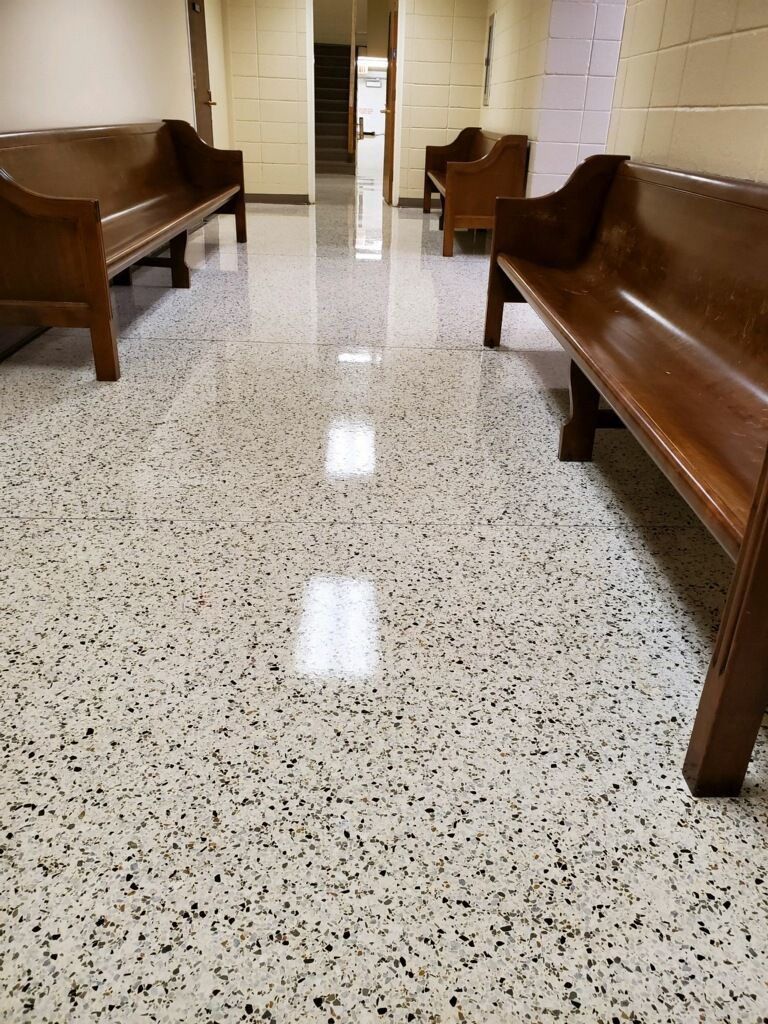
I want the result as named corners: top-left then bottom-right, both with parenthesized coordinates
top-left (314, 41), bottom-right (355, 176)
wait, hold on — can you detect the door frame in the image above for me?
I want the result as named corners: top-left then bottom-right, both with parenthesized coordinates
top-left (305, 0), bottom-right (316, 202)
top-left (186, 0), bottom-right (215, 145)
top-left (388, 0), bottom-right (406, 206)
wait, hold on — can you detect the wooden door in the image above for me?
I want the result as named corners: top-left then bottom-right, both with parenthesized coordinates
top-left (383, 0), bottom-right (398, 205)
top-left (187, 0), bottom-right (215, 145)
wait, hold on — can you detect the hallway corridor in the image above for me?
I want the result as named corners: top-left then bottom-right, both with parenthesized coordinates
top-left (2, 176), bottom-right (768, 1022)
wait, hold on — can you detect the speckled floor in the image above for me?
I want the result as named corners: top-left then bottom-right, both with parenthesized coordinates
top-left (2, 161), bottom-right (768, 1024)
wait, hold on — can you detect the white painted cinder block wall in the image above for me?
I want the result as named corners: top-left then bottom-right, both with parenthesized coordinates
top-left (529, 0), bottom-right (626, 196)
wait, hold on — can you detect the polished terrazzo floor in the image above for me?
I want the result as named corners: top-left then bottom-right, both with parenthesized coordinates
top-left (2, 156), bottom-right (768, 1023)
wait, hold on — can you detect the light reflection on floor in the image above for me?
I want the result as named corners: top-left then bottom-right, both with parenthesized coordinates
top-left (295, 574), bottom-right (380, 680)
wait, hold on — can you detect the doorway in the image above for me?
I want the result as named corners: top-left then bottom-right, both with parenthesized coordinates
top-left (356, 56), bottom-right (387, 185)
top-left (309, 0), bottom-right (399, 199)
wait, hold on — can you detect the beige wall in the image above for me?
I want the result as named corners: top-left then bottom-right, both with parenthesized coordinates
top-left (225, 0), bottom-right (310, 196)
top-left (481, 0), bottom-right (552, 139)
top-left (206, 0), bottom-right (233, 147)
top-left (608, 0), bottom-right (768, 181)
top-left (0, 0), bottom-right (195, 131)
top-left (399, 0), bottom-right (487, 200)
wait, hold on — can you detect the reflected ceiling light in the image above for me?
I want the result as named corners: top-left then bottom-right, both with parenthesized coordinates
top-left (295, 575), bottom-right (379, 680)
top-left (325, 419), bottom-right (376, 478)
top-left (338, 352), bottom-right (372, 363)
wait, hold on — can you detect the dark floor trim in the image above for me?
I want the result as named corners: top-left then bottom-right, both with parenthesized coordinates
top-left (399, 197), bottom-right (435, 209)
top-left (245, 193), bottom-right (310, 205)
top-left (0, 326), bottom-right (48, 363)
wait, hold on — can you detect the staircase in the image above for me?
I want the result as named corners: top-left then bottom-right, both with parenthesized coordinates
top-left (314, 44), bottom-right (354, 175)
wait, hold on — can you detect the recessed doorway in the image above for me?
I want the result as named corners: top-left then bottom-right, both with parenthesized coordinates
top-left (310, 0), bottom-right (399, 203)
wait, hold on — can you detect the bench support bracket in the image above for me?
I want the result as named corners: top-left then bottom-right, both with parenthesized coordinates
top-left (130, 233), bottom-right (190, 288)
top-left (559, 360), bottom-right (600, 461)
top-left (559, 362), bottom-right (626, 460)
top-left (113, 267), bottom-right (133, 287)
top-left (169, 231), bottom-right (190, 289)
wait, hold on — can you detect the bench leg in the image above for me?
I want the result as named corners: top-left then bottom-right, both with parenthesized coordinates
top-left (170, 231), bottom-right (190, 289)
top-left (683, 454), bottom-right (768, 796)
top-left (90, 310), bottom-right (120, 382)
top-left (559, 360), bottom-right (600, 461)
top-left (423, 179), bottom-right (433, 214)
top-left (113, 267), bottom-right (132, 286)
top-left (234, 192), bottom-right (247, 243)
top-left (484, 263), bottom-right (520, 348)
top-left (442, 200), bottom-right (455, 257)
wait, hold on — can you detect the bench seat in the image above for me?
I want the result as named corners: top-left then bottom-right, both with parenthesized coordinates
top-left (484, 155), bottom-right (768, 797)
top-left (500, 254), bottom-right (767, 556)
top-left (0, 120), bottom-right (246, 381)
top-left (102, 184), bottom-right (240, 274)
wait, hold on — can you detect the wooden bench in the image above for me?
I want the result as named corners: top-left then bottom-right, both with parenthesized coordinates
top-left (484, 154), bottom-right (768, 797)
top-left (0, 120), bottom-right (246, 381)
top-left (423, 128), bottom-right (528, 257)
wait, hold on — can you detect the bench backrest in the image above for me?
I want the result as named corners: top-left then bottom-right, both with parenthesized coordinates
top-left (587, 162), bottom-right (768, 377)
top-left (0, 122), bottom-right (188, 218)
top-left (469, 130), bottom-right (504, 162)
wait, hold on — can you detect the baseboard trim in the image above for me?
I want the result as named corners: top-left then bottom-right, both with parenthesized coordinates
top-left (0, 326), bottom-right (48, 363)
top-left (399, 198), bottom-right (434, 209)
top-left (245, 193), bottom-right (310, 205)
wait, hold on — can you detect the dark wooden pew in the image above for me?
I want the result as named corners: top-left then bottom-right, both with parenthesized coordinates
top-left (423, 128), bottom-right (528, 257)
top-left (484, 154), bottom-right (768, 797)
top-left (0, 120), bottom-right (246, 381)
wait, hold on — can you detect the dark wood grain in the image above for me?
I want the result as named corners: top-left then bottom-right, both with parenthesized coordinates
top-left (0, 121), bottom-right (246, 380)
top-left (485, 153), bottom-right (768, 796)
top-left (423, 129), bottom-right (529, 256)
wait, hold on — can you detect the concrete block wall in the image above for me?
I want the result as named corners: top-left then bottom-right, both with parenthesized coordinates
top-left (398, 0), bottom-right (488, 200)
top-left (224, 0), bottom-right (310, 196)
top-left (480, 0), bottom-right (553, 143)
top-left (529, 0), bottom-right (626, 195)
top-left (608, 0), bottom-right (768, 181)
top-left (444, 0), bottom-right (625, 199)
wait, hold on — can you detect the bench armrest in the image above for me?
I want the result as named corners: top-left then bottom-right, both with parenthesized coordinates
top-left (491, 153), bottom-right (629, 269)
top-left (445, 135), bottom-right (529, 203)
top-left (164, 119), bottom-right (245, 194)
top-left (425, 127), bottom-right (479, 179)
top-left (0, 170), bottom-right (107, 310)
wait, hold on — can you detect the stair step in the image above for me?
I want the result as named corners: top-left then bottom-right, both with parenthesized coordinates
top-left (316, 145), bottom-right (350, 157)
top-left (316, 99), bottom-right (348, 110)
top-left (317, 165), bottom-right (356, 176)
top-left (316, 111), bottom-right (348, 124)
